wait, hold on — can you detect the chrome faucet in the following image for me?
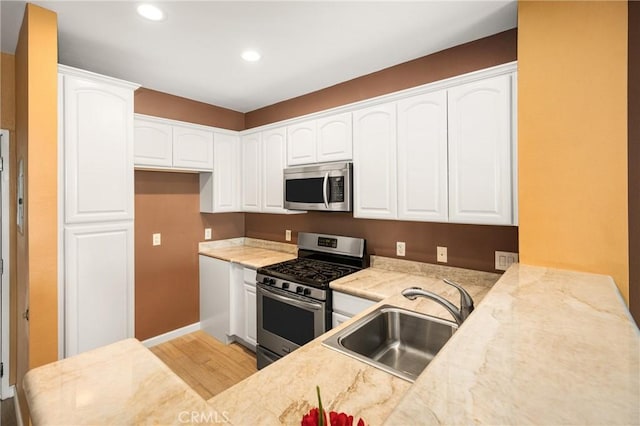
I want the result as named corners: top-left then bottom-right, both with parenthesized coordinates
top-left (402, 279), bottom-right (474, 326)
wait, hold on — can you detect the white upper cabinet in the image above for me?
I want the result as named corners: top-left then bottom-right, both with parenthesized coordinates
top-left (286, 112), bottom-right (352, 166)
top-left (134, 115), bottom-right (214, 172)
top-left (316, 112), bottom-right (352, 163)
top-left (201, 132), bottom-right (241, 213)
top-left (353, 102), bottom-right (397, 220)
top-left (397, 90), bottom-right (448, 222)
top-left (133, 119), bottom-right (172, 167)
top-left (287, 121), bottom-right (316, 165)
top-left (262, 127), bottom-right (288, 212)
top-left (62, 72), bottom-right (135, 223)
top-left (447, 74), bottom-right (513, 225)
top-left (172, 125), bottom-right (214, 170)
top-left (241, 133), bottom-right (262, 212)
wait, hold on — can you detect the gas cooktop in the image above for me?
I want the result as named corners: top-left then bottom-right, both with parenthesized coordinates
top-left (258, 257), bottom-right (361, 288)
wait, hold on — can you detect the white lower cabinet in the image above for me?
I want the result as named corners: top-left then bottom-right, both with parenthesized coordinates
top-left (228, 264), bottom-right (257, 350)
top-left (332, 291), bottom-right (376, 328)
top-left (64, 222), bottom-right (134, 356)
top-left (243, 282), bottom-right (257, 347)
top-left (199, 255), bottom-right (231, 343)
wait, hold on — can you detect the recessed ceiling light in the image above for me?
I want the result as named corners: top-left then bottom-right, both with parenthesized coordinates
top-left (241, 50), bottom-right (261, 62)
top-left (137, 4), bottom-right (165, 21)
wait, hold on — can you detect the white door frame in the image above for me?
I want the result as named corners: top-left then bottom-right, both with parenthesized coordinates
top-left (1, 129), bottom-right (13, 399)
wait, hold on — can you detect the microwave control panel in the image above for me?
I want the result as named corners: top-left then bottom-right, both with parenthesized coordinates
top-left (329, 177), bottom-right (344, 202)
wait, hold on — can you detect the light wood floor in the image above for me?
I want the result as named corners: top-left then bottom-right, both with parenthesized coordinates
top-left (150, 331), bottom-right (257, 400)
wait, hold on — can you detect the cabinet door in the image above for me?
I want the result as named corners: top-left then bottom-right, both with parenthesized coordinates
top-left (397, 91), bottom-right (448, 222)
top-left (332, 312), bottom-right (350, 329)
top-left (353, 102), bottom-right (397, 219)
top-left (173, 125), bottom-right (214, 170)
top-left (65, 222), bottom-right (133, 356)
top-left (212, 133), bottom-right (241, 212)
top-left (241, 133), bottom-right (262, 212)
top-left (199, 255), bottom-right (231, 343)
top-left (317, 112), bottom-right (352, 163)
top-left (243, 283), bottom-right (257, 346)
top-left (62, 74), bottom-right (134, 223)
top-left (262, 128), bottom-right (287, 213)
top-left (133, 118), bottom-right (173, 167)
top-left (287, 121), bottom-right (316, 166)
top-left (448, 75), bottom-right (513, 225)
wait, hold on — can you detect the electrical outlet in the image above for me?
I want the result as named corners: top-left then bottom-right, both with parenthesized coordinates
top-left (152, 233), bottom-right (161, 246)
top-left (204, 228), bottom-right (212, 240)
top-left (396, 242), bottom-right (406, 257)
top-left (437, 246), bottom-right (447, 263)
top-left (495, 251), bottom-right (519, 271)
top-left (285, 229), bottom-right (292, 241)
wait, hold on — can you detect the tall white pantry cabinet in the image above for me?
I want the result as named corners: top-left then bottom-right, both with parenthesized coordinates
top-left (58, 65), bottom-right (139, 358)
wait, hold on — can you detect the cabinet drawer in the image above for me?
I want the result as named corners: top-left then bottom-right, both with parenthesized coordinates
top-left (243, 267), bottom-right (257, 285)
top-left (332, 291), bottom-right (376, 317)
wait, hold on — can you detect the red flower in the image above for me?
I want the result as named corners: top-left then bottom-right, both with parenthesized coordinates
top-left (301, 387), bottom-right (366, 426)
top-left (301, 407), bottom-right (327, 426)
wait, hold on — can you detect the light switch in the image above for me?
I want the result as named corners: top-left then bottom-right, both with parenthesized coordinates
top-left (495, 251), bottom-right (519, 271)
top-left (285, 230), bottom-right (292, 241)
top-left (152, 233), bottom-right (161, 246)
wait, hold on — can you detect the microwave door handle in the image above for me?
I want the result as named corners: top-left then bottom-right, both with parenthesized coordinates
top-left (322, 172), bottom-right (330, 209)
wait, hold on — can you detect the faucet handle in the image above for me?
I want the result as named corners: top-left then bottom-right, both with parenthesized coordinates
top-left (442, 278), bottom-right (474, 315)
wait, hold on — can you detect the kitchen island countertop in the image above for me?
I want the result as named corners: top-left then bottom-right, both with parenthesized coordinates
top-left (22, 259), bottom-right (639, 425)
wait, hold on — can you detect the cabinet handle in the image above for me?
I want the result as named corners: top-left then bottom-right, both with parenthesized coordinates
top-left (23, 308), bottom-right (29, 321)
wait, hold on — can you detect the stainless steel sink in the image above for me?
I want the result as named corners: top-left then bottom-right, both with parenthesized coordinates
top-left (323, 305), bottom-right (457, 382)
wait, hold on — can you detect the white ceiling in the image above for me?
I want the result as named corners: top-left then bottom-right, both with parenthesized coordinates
top-left (1, 1), bottom-right (517, 113)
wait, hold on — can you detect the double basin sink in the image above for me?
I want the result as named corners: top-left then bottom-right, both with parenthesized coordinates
top-left (323, 305), bottom-right (458, 382)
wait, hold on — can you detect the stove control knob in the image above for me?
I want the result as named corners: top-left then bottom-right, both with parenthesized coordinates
top-left (296, 286), bottom-right (304, 294)
top-left (282, 282), bottom-right (289, 289)
top-left (303, 288), bottom-right (311, 296)
top-left (269, 278), bottom-right (276, 286)
top-left (262, 277), bottom-right (270, 284)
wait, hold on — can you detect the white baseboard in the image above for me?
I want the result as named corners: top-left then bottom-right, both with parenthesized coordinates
top-left (13, 385), bottom-right (24, 426)
top-left (141, 322), bottom-right (201, 348)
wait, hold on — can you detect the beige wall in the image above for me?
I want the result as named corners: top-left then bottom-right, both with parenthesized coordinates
top-left (15, 3), bottom-right (58, 421)
top-left (518, 1), bottom-right (629, 302)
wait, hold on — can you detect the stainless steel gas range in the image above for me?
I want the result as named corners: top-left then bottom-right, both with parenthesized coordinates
top-left (255, 232), bottom-right (366, 369)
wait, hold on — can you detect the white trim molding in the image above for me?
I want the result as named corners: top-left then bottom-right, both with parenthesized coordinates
top-left (141, 322), bottom-right (201, 348)
top-left (1, 129), bottom-right (11, 399)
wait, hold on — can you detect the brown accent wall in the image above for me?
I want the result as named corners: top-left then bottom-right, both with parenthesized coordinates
top-left (629, 1), bottom-right (639, 326)
top-left (135, 87), bottom-right (245, 131)
top-left (246, 213), bottom-right (517, 272)
top-left (245, 29), bottom-right (517, 129)
top-left (134, 171), bottom-right (244, 340)
top-left (15, 4), bottom-right (58, 422)
top-left (1, 52), bottom-right (18, 385)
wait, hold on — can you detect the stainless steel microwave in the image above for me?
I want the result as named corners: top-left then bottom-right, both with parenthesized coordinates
top-left (283, 162), bottom-right (352, 212)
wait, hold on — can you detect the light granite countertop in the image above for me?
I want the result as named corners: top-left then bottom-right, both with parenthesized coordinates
top-left (198, 237), bottom-right (297, 269)
top-left (22, 251), bottom-right (640, 425)
top-left (23, 338), bottom-right (215, 425)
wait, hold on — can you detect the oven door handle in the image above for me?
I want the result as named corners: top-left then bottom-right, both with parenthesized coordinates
top-left (322, 172), bottom-right (330, 209)
top-left (259, 285), bottom-right (324, 311)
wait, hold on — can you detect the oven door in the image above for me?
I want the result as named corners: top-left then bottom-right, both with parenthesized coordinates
top-left (256, 283), bottom-right (327, 358)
